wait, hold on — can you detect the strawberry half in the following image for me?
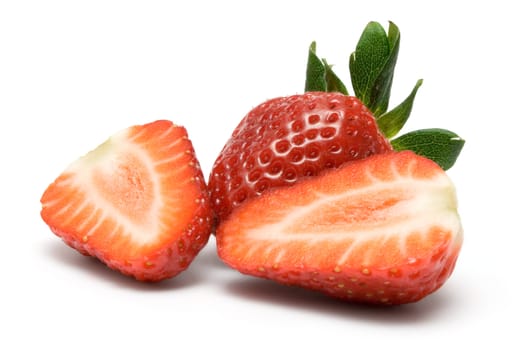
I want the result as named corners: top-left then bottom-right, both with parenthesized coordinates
top-left (40, 120), bottom-right (212, 281)
top-left (209, 92), bottom-right (392, 222)
top-left (216, 151), bottom-right (463, 305)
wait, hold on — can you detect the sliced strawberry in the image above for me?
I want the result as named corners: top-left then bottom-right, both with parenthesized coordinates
top-left (216, 151), bottom-right (463, 304)
top-left (41, 120), bottom-right (212, 282)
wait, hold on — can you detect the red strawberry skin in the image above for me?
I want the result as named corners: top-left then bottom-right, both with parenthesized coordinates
top-left (216, 151), bottom-right (463, 305)
top-left (41, 120), bottom-right (213, 282)
top-left (209, 92), bottom-right (392, 222)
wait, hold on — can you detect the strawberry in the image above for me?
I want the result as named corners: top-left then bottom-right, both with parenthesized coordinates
top-left (209, 21), bottom-right (465, 223)
top-left (216, 151), bottom-right (463, 305)
top-left (209, 92), bottom-right (392, 222)
top-left (40, 120), bottom-right (213, 282)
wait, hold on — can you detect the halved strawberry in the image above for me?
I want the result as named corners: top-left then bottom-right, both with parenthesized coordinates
top-left (216, 151), bottom-right (463, 304)
top-left (40, 120), bottom-right (212, 282)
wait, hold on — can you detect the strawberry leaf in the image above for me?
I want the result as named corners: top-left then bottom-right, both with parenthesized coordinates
top-left (370, 22), bottom-right (400, 116)
top-left (377, 79), bottom-right (423, 138)
top-left (302, 21), bottom-right (464, 169)
top-left (391, 128), bottom-right (465, 170)
top-left (323, 59), bottom-right (349, 95)
top-left (305, 41), bottom-right (327, 92)
top-left (350, 21), bottom-right (400, 116)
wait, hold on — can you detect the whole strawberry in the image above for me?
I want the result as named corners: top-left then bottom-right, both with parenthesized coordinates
top-left (209, 21), bottom-right (464, 223)
top-left (209, 92), bottom-right (391, 221)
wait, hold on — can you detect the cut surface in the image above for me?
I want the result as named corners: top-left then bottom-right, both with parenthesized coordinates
top-left (216, 151), bottom-right (462, 304)
top-left (41, 120), bottom-right (212, 281)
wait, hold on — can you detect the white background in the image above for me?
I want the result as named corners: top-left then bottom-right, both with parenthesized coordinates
top-left (1, 0), bottom-right (523, 348)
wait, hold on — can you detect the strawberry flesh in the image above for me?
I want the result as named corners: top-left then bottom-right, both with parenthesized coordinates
top-left (41, 120), bottom-right (213, 281)
top-left (209, 92), bottom-right (392, 222)
top-left (216, 151), bottom-right (462, 304)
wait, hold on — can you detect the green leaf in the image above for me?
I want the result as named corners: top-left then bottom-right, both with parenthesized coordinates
top-left (377, 79), bottom-right (423, 138)
top-left (305, 41), bottom-right (327, 92)
top-left (391, 128), bottom-right (465, 170)
top-left (322, 59), bottom-right (349, 95)
top-left (370, 22), bottom-right (400, 116)
top-left (349, 21), bottom-right (400, 115)
top-left (349, 22), bottom-right (389, 104)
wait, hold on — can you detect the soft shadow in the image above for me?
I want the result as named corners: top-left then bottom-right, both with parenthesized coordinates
top-left (190, 236), bottom-right (231, 272)
top-left (43, 240), bottom-right (214, 291)
top-left (226, 276), bottom-right (459, 324)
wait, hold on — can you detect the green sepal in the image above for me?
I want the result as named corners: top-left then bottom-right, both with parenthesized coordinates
top-left (377, 79), bottom-right (423, 138)
top-left (349, 21), bottom-right (400, 116)
top-left (391, 128), bottom-right (465, 170)
top-left (305, 42), bottom-right (349, 94)
top-left (305, 41), bottom-right (327, 92)
top-left (323, 59), bottom-right (349, 95)
top-left (303, 21), bottom-right (464, 170)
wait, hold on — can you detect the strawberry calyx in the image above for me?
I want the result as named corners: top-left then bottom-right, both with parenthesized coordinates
top-left (350, 21), bottom-right (400, 117)
top-left (305, 21), bottom-right (464, 170)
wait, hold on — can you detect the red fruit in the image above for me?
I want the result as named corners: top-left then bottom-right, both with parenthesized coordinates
top-left (209, 91), bottom-right (392, 222)
top-left (216, 151), bottom-right (463, 305)
top-left (40, 120), bottom-right (212, 281)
